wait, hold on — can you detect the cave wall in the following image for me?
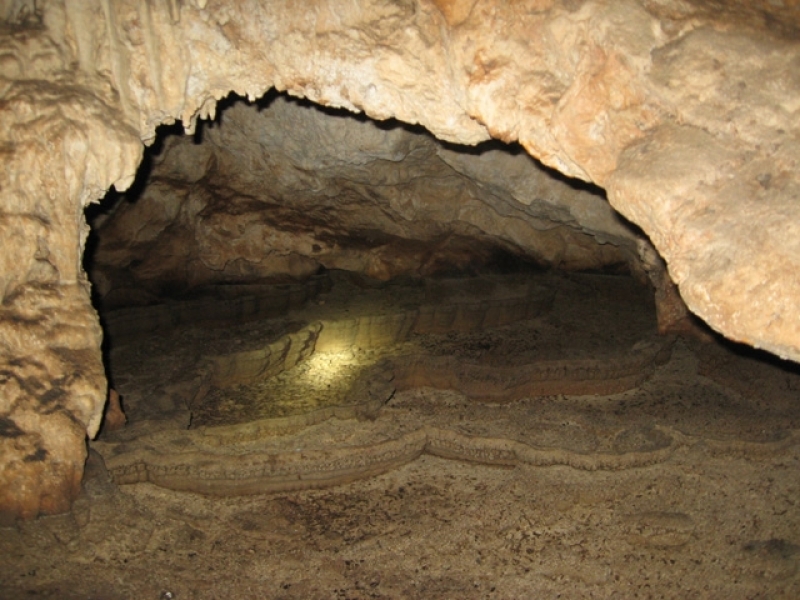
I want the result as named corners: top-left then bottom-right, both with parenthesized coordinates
top-left (88, 94), bottom-right (636, 307)
top-left (0, 0), bottom-right (799, 519)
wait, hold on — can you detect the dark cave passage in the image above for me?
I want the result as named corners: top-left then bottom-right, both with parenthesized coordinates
top-left (80, 90), bottom-right (662, 438)
top-left (79, 89), bottom-right (800, 449)
top-left (66, 90), bottom-right (800, 600)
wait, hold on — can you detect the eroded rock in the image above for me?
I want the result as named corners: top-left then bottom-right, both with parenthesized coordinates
top-left (86, 96), bottom-right (637, 304)
top-left (1, 0), bottom-right (800, 519)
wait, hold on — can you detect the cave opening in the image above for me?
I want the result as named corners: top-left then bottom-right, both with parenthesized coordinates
top-left (3, 0), bottom-right (800, 593)
top-left (70, 90), bottom-right (800, 597)
top-left (80, 90), bottom-right (800, 455)
top-left (83, 90), bottom-right (663, 437)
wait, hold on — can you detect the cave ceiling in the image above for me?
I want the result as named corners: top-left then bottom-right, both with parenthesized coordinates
top-left (0, 0), bottom-right (794, 356)
top-left (87, 93), bottom-right (637, 308)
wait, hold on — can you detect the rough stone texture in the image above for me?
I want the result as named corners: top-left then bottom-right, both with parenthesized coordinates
top-left (87, 96), bottom-right (635, 305)
top-left (100, 389), bottom-right (126, 435)
top-left (1, 0), bottom-right (800, 518)
top-left (0, 18), bottom-right (143, 519)
top-left (7, 270), bottom-right (793, 598)
top-left (101, 276), bottom-right (330, 342)
top-left (91, 271), bottom-right (673, 497)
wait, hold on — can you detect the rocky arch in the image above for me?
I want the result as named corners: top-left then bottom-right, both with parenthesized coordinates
top-left (1, 0), bottom-right (799, 520)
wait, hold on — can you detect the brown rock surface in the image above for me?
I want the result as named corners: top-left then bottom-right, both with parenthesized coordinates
top-left (87, 95), bottom-right (635, 304)
top-left (100, 389), bottom-right (126, 434)
top-left (2, 270), bottom-right (799, 598)
top-left (0, 0), bottom-right (799, 519)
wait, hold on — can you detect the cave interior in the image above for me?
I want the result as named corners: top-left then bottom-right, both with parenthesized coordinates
top-left (0, 0), bottom-right (800, 600)
top-left (83, 90), bottom-right (679, 440)
top-left (2, 3), bottom-right (800, 590)
top-left (18, 90), bottom-right (791, 597)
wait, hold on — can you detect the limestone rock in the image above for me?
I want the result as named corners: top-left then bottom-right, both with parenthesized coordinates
top-left (0, 0), bottom-right (799, 519)
top-left (70, 0), bottom-right (800, 359)
top-left (100, 389), bottom-right (127, 435)
top-left (87, 96), bottom-right (636, 304)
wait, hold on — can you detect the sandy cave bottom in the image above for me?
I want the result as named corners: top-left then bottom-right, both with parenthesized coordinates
top-left (2, 271), bottom-right (800, 599)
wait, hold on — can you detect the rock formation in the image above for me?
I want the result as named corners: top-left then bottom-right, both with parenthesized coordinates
top-left (1, 0), bottom-right (799, 519)
top-left (92, 272), bottom-right (676, 497)
top-left (86, 95), bottom-right (636, 307)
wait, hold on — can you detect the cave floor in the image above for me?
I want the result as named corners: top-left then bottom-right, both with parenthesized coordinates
top-left (2, 272), bottom-right (800, 599)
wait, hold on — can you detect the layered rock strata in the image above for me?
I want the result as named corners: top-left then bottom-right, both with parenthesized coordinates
top-left (93, 272), bottom-right (677, 496)
top-left (98, 426), bottom-right (684, 496)
top-left (391, 340), bottom-right (671, 401)
top-left (101, 275), bottom-right (330, 342)
top-left (206, 276), bottom-right (554, 388)
top-left (192, 337), bottom-right (671, 438)
top-left (95, 382), bottom-right (798, 498)
top-left (2, 0), bottom-right (800, 519)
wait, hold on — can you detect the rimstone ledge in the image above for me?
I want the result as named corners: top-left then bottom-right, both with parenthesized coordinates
top-left (0, 0), bottom-right (799, 523)
top-left (92, 273), bottom-right (675, 496)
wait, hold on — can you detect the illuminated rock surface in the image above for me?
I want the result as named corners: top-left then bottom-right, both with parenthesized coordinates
top-left (0, 0), bottom-right (799, 551)
top-left (87, 95), bottom-right (635, 305)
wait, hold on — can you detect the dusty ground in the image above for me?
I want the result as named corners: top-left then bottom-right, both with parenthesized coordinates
top-left (1, 272), bottom-right (799, 599)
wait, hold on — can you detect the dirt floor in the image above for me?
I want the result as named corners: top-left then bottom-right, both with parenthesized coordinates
top-left (1, 271), bottom-right (799, 599)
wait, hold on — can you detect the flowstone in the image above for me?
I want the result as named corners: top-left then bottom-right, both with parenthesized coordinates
top-left (5, 271), bottom-right (800, 599)
top-left (94, 272), bottom-right (687, 496)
